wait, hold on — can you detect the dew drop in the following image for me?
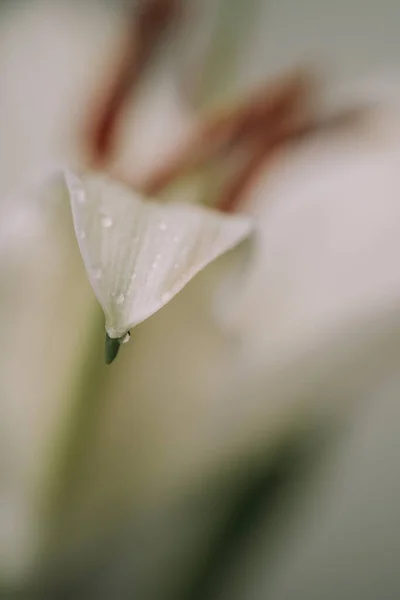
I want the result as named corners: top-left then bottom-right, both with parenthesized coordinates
top-left (116, 294), bottom-right (125, 305)
top-left (101, 216), bottom-right (113, 228)
top-left (161, 291), bottom-right (172, 303)
top-left (159, 222), bottom-right (167, 231)
top-left (121, 332), bottom-right (130, 344)
top-left (75, 189), bottom-right (86, 203)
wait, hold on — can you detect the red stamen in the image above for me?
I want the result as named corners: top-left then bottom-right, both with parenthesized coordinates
top-left (84, 0), bottom-right (181, 167)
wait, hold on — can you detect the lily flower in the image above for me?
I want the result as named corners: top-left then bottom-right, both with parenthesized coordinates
top-left (2, 2), bottom-right (400, 599)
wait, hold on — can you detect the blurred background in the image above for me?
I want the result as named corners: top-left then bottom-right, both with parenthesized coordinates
top-left (2, 1), bottom-right (400, 598)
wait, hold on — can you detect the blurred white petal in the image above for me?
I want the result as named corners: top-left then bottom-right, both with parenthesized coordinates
top-left (0, 174), bottom-right (98, 583)
top-left (209, 87), bottom-right (400, 461)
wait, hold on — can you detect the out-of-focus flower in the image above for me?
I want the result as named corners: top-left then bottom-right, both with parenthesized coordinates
top-left (0, 1), bottom-right (271, 591)
top-left (3, 2), bottom-right (400, 599)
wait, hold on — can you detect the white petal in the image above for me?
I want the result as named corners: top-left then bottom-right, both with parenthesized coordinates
top-left (64, 171), bottom-right (253, 338)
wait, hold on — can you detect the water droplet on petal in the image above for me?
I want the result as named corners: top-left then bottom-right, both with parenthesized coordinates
top-left (116, 294), bottom-right (125, 305)
top-left (121, 332), bottom-right (130, 344)
top-left (159, 222), bottom-right (167, 231)
top-left (101, 216), bottom-right (113, 228)
top-left (161, 291), bottom-right (172, 303)
top-left (75, 189), bottom-right (86, 203)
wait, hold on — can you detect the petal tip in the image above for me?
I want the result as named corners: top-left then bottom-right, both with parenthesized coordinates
top-left (105, 332), bottom-right (121, 365)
